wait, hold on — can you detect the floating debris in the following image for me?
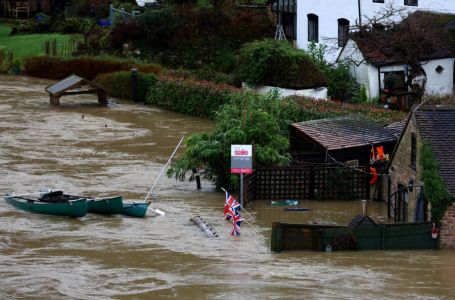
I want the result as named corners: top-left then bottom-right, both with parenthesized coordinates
top-left (271, 199), bottom-right (298, 206)
top-left (190, 215), bottom-right (218, 237)
top-left (285, 207), bottom-right (310, 211)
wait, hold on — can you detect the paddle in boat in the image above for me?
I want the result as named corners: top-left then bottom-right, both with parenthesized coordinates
top-left (4, 190), bottom-right (87, 218)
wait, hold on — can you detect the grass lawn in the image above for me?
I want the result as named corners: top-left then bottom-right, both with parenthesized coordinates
top-left (0, 22), bottom-right (82, 58)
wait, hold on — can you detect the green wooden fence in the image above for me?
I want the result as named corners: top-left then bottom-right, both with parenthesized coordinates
top-left (271, 222), bottom-right (439, 252)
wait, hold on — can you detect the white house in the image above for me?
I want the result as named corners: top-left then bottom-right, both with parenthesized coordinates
top-left (272, 0), bottom-right (455, 61)
top-left (337, 33), bottom-right (455, 101)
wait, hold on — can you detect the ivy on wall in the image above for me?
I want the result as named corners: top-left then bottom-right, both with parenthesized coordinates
top-left (420, 142), bottom-right (454, 222)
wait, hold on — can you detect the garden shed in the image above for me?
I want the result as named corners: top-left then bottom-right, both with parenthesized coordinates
top-left (290, 116), bottom-right (398, 166)
top-left (45, 74), bottom-right (107, 106)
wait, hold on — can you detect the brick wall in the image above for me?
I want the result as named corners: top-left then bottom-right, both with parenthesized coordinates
top-left (441, 203), bottom-right (455, 249)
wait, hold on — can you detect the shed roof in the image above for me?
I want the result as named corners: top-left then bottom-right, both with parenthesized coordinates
top-left (385, 119), bottom-right (407, 138)
top-left (291, 116), bottom-right (397, 151)
top-left (45, 74), bottom-right (105, 96)
top-left (415, 108), bottom-right (455, 195)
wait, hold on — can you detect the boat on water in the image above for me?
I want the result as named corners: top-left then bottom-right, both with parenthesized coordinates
top-left (122, 201), bottom-right (150, 218)
top-left (87, 196), bottom-right (123, 215)
top-left (4, 191), bottom-right (87, 218)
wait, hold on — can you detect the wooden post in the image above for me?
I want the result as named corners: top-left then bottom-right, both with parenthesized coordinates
top-left (49, 95), bottom-right (60, 106)
top-left (131, 68), bottom-right (138, 102)
top-left (192, 168), bottom-right (201, 189)
top-left (97, 90), bottom-right (107, 106)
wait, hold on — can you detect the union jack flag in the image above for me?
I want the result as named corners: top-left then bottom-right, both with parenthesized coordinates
top-left (231, 213), bottom-right (244, 236)
top-left (224, 191), bottom-right (240, 221)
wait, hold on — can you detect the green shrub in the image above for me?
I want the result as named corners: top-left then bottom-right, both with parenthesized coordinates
top-left (421, 142), bottom-right (454, 222)
top-left (51, 17), bottom-right (91, 34)
top-left (138, 7), bottom-right (179, 49)
top-left (146, 74), bottom-right (241, 118)
top-left (167, 91), bottom-right (298, 190)
top-left (238, 39), bottom-right (327, 89)
top-left (358, 85), bottom-right (368, 103)
top-left (95, 71), bottom-right (157, 102)
top-left (326, 63), bottom-right (360, 103)
top-left (307, 42), bottom-right (362, 103)
top-left (164, 67), bottom-right (238, 86)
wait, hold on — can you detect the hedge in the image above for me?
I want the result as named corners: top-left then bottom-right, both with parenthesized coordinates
top-left (146, 74), bottom-right (242, 118)
top-left (289, 96), bottom-right (407, 126)
top-left (23, 56), bottom-right (162, 80)
top-left (95, 71), bottom-right (157, 102)
top-left (238, 39), bottom-right (328, 89)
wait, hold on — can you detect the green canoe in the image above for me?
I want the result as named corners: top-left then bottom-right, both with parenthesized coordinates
top-left (122, 201), bottom-right (150, 218)
top-left (4, 191), bottom-right (87, 218)
top-left (87, 196), bottom-right (123, 214)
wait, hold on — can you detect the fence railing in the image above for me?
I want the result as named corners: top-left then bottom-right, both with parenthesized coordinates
top-left (271, 221), bottom-right (439, 252)
top-left (43, 38), bottom-right (79, 57)
top-left (243, 165), bottom-right (369, 203)
top-left (109, 4), bottom-right (139, 25)
top-left (0, 48), bottom-right (13, 69)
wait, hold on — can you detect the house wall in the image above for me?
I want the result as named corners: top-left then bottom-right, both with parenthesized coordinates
top-left (296, 0), bottom-right (455, 62)
top-left (388, 114), bottom-right (426, 222)
top-left (339, 40), bottom-right (372, 98)
top-left (441, 203), bottom-right (455, 249)
top-left (422, 57), bottom-right (455, 96)
top-left (339, 42), bottom-right (455, 98)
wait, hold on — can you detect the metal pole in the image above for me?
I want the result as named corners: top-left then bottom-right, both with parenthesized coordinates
top-left (240, 173), bottom-right (244, 208)
top-left (144, 137), bottom-right (184, 202)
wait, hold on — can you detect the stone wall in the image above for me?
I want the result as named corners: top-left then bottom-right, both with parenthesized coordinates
top-left (441, 203), bottom-right (455, 249)
top-left (387, 115), bottom-right (427, 222)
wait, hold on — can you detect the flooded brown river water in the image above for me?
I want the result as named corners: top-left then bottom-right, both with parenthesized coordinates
top-left (1, 74), bottom-right (455, 299)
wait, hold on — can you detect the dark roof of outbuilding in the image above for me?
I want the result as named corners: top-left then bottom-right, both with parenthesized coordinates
top-left (291, 116), bottom-right (398, 151)
top-left (385, 119), bottom-right (407, 138)
top-left (415, 108), bottom-right (455, 195)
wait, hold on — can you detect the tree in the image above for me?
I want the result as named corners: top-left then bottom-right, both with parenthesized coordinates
top-left (167, 91), bottom-right (302, 191)
top-left (353, 6), bottom-right (449, 104)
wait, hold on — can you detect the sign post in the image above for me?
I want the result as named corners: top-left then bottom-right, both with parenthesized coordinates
top-left (230, 145), bottom-right (253, 207)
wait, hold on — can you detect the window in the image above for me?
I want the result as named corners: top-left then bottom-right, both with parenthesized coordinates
top-left (271, 0), bottom-right (297, 40)
top-left (382, 71), bottom-right (406, 92)
top-left (308, 14), bottom-right (318, 43)
top-left (338, 18), bottom-right (349, 47)
top-left (411, 133), bottom-right (416, 169)
top-left (404, 0), bottom-right (418, 6)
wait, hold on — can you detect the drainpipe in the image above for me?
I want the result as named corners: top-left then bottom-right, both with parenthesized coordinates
top-left (357, 0), bottom-right (362, 26)
top-left (378, 66), bottom-right (381, 97)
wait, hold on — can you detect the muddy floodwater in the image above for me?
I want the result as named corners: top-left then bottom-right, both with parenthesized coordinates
top-left (1, 74), bottom-right (455, 299)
